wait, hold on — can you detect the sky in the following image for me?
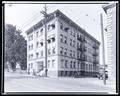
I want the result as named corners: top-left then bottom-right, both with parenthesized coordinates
top-left (4, 2), bottom-right (110, 65)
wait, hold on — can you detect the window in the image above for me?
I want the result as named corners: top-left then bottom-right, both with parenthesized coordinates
top-left (29, 45), bottom-right (30, 50)
top-left (73, 51), bottom-right (75, 57)
top-left (60, 23), bottom-right (63, 30)
top-left (36, 31), bottom-right (39, 37)
top-left (48, 49), bottom-right (51, 55)
top-left (28, 36), bottom-right (30, 41)
top-left (28, 54), bottom-right (30, 59)
top-left (47, 39), bottom-right (51, 44)
top-left (41, 50), bottom-right (43, 57)
top-left (28, 34), bottom-right (33, 41)
top-left (31, 54), bottom-right (33, 59)
top-left (64, 48), bottom-right (67, 55)
top-left (73, 41), bottom-right (75, 47)
top-left (65, 60), bottom-right (68, 68)
top-left (52, 34), bottom-right (55, 42)
top-left (52, 47), bottom-right (55, 54)
top-left (85, 64), bottom-right (87, 70)
top-left (40, 42), bottom-right (43, 46)
top-left (70, 30), bottom-right (73, 35)
top-left (31, 44), bottom-right (33, 50)
top-left (51, 23), bottom-right (55, 29)
top-left (40, 28), bottom-right (43, 33)
top-left (31, 35), bottom-right (33, 40)
top-left (52, 60), bottom-right (55, 68)
top-left (70, 61), bottom-right (72, 68)
top-left (61, 59), bottom-right (64, 68)
top-left (48, 25), bottom-right (51, 31)
top-left (64, 36), bottom-right (67, 44)
top-left (60, 34), bottom-right (63, 42)
top-left (64, 27), bottom-right (69, 32)
top-left (73, 30), bottom-right (76, 37)
top-left (28, 64), bottom-right (30, 69)
top-left (48, 23), bottom-right (55, 31)
top-left (36, 42), bottom-right (39, 47)
top-left (70, 39), bottom-right (72, 46)
top-left (60, 47), bottom-right (63, 54)
top-left (70, 50), bottom-right (72, 57)
top-left (73, 62), bottom-right (76, 68)
top-left (31, 63), bottom-right (33, 68)
top-left (47, 60), bottom-right (50, 68)
top-left (36, 52), bottom-right (39, 58)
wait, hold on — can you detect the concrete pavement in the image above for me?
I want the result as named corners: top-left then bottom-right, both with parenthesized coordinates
top-left (4, 72), bottom-right (117, 94)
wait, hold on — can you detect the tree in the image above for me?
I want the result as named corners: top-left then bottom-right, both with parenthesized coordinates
top-left (5, 24), bottom-right (27, 71)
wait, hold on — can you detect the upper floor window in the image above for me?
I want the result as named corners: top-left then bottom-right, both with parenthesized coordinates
top-left (64, 27), bottom-right (69, 32)
top-left (64, 48), bottom-right (67, 56)
top-left (47, 38), bottom-right (51, 44)
top-left (29, 44), bottom-right (33, 50)
top-left (64, 36), bottom-right (67, 44)
top-left (73, 30), bottom-right (76, 37)
top-left (65, 60), bottom-right (68, 68)
top-left (51, 23), bottom-right (55, 29)
top-left (60, 34), bottom-right (63, 42)
top-left (28, 34), bottom-right (33, 41)
top-left (73, 62), bottom-right (76, 68)
top-left (47, 60), bottom-right (50, 68)
top-left (52, 34), bottom-right (55, 42)
top-left (41, 50), bottom-right (43, 57)
top-left (48, 25), bottom-right (51, 31)
top-left (36, 31), bottom-right (39, 37)
top-left (40, 28), bottom-right (43, 33)
top-left (31, 54), bottom-right (33, 59)
top-left (52, 60), bottom-right (55, 68)
top-left (70, 61), bottom-right (72, 68)
top-left (31, 44), bottom-right (33, 50)
top-left (73, 40), bottom-right (75, 47)
top-left (29, 45), bottom-right (30, 50)
top-left (48, 49), bottom-right (51, 55)
top-left (36, 42), bottom-right (39, 47)
top-left (40, 41), bottom-right (43, 46)
top-left (70, 50), bottom-right (72, 57)
top-left (31, 63), bottom-right (33, 68)
top-left (48, 23), bottom-right (55, 31)
top-left (29, 54), bottom-right (33, 59)
top-left (60, 47), bottom-right (63, 54)
top-left (73, 51), bottom-right (75, 57)
top-left (36, 52), bottom-right (39, 58)
top-left (52, 47), bottom-right (55, 54)
top-left (60, 23), bottom-right (63, 30)
top-left (61, 59), bottom-right (64, 68)
top-left (70, 39), bottom-right (72, 46)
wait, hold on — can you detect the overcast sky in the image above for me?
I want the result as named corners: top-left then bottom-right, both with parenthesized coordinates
top-left (4, 2), bottom-right (112, 65)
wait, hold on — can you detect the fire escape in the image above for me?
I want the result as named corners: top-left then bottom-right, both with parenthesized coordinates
top-left (77, 34), bottom-right (87, 77)
top-left (92, 44), bottom-right (99, 77)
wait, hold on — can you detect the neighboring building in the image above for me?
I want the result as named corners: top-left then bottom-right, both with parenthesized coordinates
top-left (102, 3), bottom-right (116, 80)
top-left (26, 10), bottom-right (100, 77)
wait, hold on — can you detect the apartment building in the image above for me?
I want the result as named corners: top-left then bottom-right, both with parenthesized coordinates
top-left (102, 3), bottom-right (116, 80)
top-left (26, 10), bottom-right (100, 78)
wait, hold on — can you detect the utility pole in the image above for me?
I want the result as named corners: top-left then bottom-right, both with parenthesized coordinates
top-left (40, 4), bottom-right (48, 77)
top-left (100, 13), bottom-right (106, 85)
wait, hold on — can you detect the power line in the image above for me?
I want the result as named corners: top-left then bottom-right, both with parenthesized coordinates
top-left (21, 4), bottom-right (53, 31)
top-left (21, 12), bottom-right (41, 29)
top-left (40, 4), bottom-right (48, 77)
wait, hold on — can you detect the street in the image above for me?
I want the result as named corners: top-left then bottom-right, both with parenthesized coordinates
top-left (4, 71), bottom-right (116, 94)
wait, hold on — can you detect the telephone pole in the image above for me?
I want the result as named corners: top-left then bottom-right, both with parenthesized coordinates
top-left (100, 13), bottom-right (106, 85)
top-left (40, 4), bottom-right (48, 77)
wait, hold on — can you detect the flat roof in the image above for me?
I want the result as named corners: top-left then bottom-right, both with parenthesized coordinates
top-left (26, 9), bottom-right (100, 45)
top-left (102, 3), bottom-right (116, 13)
